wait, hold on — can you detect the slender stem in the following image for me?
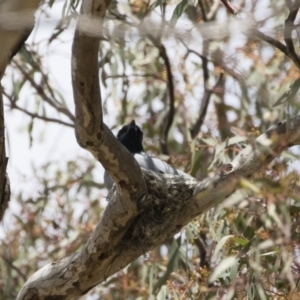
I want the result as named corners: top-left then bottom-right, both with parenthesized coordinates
top-left (158, 44), bottom-right (175, 155)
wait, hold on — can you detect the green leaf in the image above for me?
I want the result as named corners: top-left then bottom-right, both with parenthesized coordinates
top-left (243, 225), bottom-right (255, 240)
top-left (149, 0), bottom-right (165, 11)
top-left (157, 286), bottom-right (168, 300)
top-left (227, 136), bottom-right (247, 146)
top-left (260, 250), bottom-right (278, 257)
top-left (212, 235), bottom-right (233, 260)
top-left (281, 150), bottom-right (300, 160)
top-left (201, 137), bottom-right (218, 146)
top-left (273, 77), bottom-right (300, 107)
top-left (185, 224), bottom-right (197, 240)
top-left (231, 237), bottom-right (248, 246)
top-left (153, 239), bottom-right (180, 293)
top-left (209, 256), bottom-right (238, 283)
top-left (170, 0), bottom-right (189, 26)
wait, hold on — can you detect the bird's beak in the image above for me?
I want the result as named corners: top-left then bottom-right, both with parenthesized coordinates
top-left (128, 120), bottom-right (136, 130)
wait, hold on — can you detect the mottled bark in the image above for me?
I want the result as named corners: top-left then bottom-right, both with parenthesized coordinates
top-left (17, 114), bottom-right (300, 299)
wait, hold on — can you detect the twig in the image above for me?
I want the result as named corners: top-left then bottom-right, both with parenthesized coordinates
top-left (190, 39), bottom-right (209, 138)
top-left (214, 74), bottom-right (232, 140)
top-left (190, 72), bottom-right (224, 138)
top-left (0, 85), bottom-right (9, 222)
top-left (206, 0), bottom-right (220, 20)
top-left (194, 233), bottom-right (208, 268)
top-left (220, 0), bottom-right (238, 15)
top-left (32, 53), bottom-right (67, 109)
top-left (104, 73), bottom-right (162, 80)
top-left (251, 28), bottom-right (288, 55)
top-left (2, 254), bottom-right (27, 282)
top-left (186, 48), bottom-right (208, 60)
top-left (251, 27), bottom-right (300, 69)
top-left (3, 90), bottom-right (74, 127)
top-left (8, 103), bottom-right (74, 127)
top-left (284, 0), bottom-right (300, 68)
top-left (12, 60), bottom-right (75, 122)
top-left (198, 0), bottom-right (207, 22)
top-left (223, 0), bottom-right (300, 69)
top-left (158, 44), bottom-right (175, 155)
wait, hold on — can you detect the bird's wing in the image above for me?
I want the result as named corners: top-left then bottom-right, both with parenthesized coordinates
top-left (134, 153), bottom-right (193, 179)
top-left (104, 153), bottom-right (193, 190)
top-left (104, 170), bottom-right (114, 190)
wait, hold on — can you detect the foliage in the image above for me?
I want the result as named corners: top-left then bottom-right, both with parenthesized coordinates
top-left (1, 0), bottom-right (300, 299)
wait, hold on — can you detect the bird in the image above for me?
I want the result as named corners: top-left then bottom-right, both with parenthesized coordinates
top-left (104, 120), bottom-right (194, 190)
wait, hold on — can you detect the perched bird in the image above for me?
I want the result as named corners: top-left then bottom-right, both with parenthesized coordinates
top-left (104, 120), bottom-right (193, 190)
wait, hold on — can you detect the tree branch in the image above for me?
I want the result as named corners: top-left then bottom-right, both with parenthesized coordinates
top-left (12, 60), bottom-right (75, 122)
top-left (158, 44), bottom-right (175, 155)
top-left (250, 27), bottom-right (300, 69)
top-left (221, 0), bottom-right (300, 69)
top-left (179, 116), bottom-right (300, 223)
top-left (71, 0), bottom-right (146, 196)
top-left (251, 28), bottom-right (288, 55)
top-left (17, 113), bottom-right (300, 299)
top-left (0, 86), bottom-right (9, 222)
top-left (198, 0), bottom-right (207, 22)
top-left (0, 0), bottom-right (41, 79)
top-left (15, 1), bottom-right (300, 299)
top-left (3, 88), bottom-right (75, 127)
top-left (284, 0), bottom-right (300, 68)
top-left (190, 39), bottom-right (210, 138)
top-left (220, 0), bottom-right (238, 15)
top-left (0, 0), bottom-right (41, 221)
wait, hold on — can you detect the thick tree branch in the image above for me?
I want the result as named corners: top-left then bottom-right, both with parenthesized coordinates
top-left (179, 116), bottom-right (300, 224)
top-left (71, 0), bottom-right (146, 196)
top-left (17, 114), bottom-right (300, 299)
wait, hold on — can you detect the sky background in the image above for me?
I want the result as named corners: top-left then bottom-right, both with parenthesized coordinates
top-left (0, 2), bottom-right (99, 236)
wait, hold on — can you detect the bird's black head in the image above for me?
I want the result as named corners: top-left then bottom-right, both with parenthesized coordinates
top-left (117, 120), bottom-right (144, 154)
